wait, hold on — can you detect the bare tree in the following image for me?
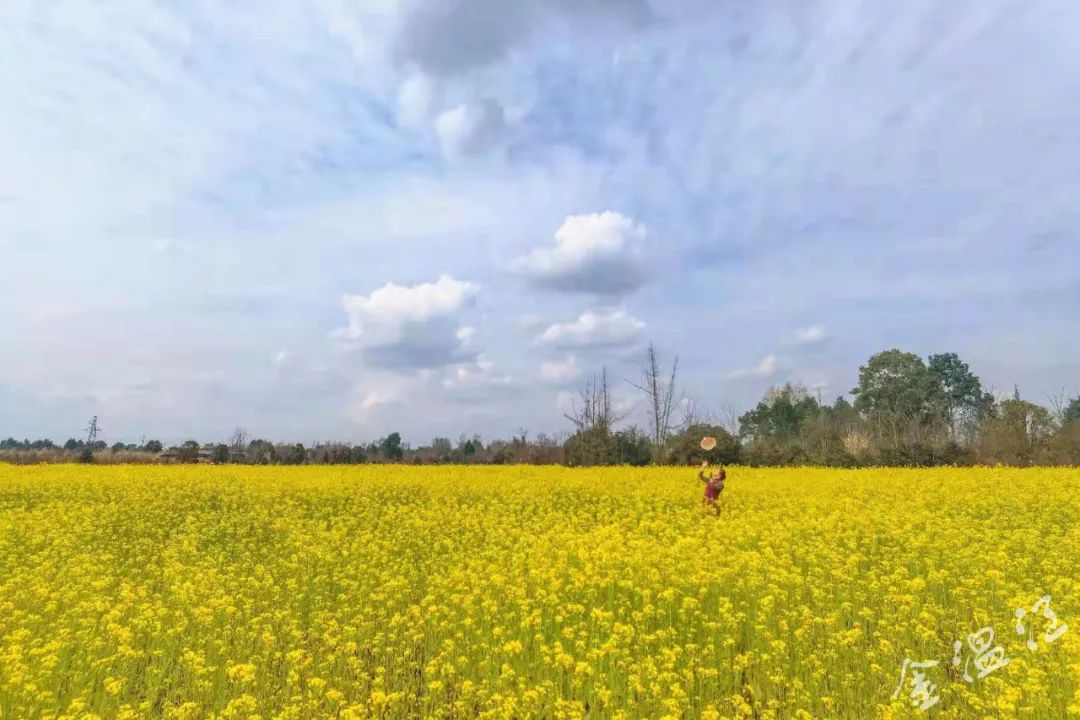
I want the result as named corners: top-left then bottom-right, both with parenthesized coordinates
top-left (679, 395), bottom-right (715, 430)
top-left (629, 343), bottom-right (680, 460)
top-left (1047, 387), bottom-right (1069, 427)
top-left (564, 367), bottom-right (628, 431)
top-left (230, 427), bottom-right (250, 453)
top-left (716, 401), bottom-right (742, 438)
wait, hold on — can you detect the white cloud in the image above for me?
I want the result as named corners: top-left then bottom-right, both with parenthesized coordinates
top-left (360, 388), bottom-right (401, 412)
top-left (337, 275), bottom-right (479, 369)
top-left (536, 309), bottom-right (645, 349)
top-left (435, 99), bottom-right (507, 159)
top-left (512, 211), bottom-right (649, 295)
top-left (339, 275), bottom-right (475, 338)
top-left (396, 73), bottom-right (439, 129)
top-left (442, 354), bottom-right (520, 401)
top-left (790, 325), bottom-right (830, 346)
top-left (729, 354), bottom-right (778, 380)
top-left (540, 355), bottom-right (582, 383)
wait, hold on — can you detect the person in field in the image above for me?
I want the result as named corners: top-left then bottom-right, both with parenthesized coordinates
top-left (697, 436), bottom-right (726, 514)
top-left (699, 460), bottom-right (726, 515)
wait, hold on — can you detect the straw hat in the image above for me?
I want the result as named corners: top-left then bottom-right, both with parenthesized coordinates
top-left (700, 436), bottom-right (718, 451)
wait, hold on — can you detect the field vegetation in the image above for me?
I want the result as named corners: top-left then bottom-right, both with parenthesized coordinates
top-left (1, 465), bottom-right (1077, 719)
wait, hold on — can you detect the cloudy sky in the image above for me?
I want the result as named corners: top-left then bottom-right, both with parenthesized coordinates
top-left (2, 0), bottom-right (1078, 445)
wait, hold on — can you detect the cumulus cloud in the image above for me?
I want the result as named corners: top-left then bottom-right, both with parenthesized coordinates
top-left (728, 354), bottom-right (778, 380)
top-left (337, 275), bottom-right (479, 369)
top-left (435, 99), bottom-right (507, 159)
top-left (513, 212), bottom-right (649, 295)
top-left (535, 309), bottom-right (644, 349)
top-left (789, 325), bottom-right (830, 346)
top-left (540, 355), bottom-right (582, 383)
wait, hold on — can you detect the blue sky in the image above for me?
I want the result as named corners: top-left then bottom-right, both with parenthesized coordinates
top-left (2, 0), bottom-right (1078, 445)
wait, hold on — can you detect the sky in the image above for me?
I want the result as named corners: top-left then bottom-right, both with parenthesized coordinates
top-left (2, 0), bottom-right (1079, 446)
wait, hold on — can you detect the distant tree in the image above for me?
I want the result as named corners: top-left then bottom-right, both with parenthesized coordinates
top-left (63, 438), bottom-right (82, 451)
top-left (431, 437), bottom-right (453, 463)
top-left (564, 425), bottom-right (618, 466)
top-left (1064, 396), bottom-right (1080, 425)
top-left (666, 424), bottom-right (739, 465)
top-left (853, 350), bottom-right (942, 422)
top-left (927, 353), bottom-right (986, 438)
top-left (613, 427), bottom-right (653, 466)
top-left (78, 447), bottom-right (94, 464)
top-left (739, 383), bottom-right (820, 444)
top-left (282, 443), bottom-right (306, 465)
top-left (142, 439), bottom-right (163, 453)
top-left (979, 396), bottom-right (1055, 467)
top-left (1000, 398), bottom-right (1055, 442)
top-left (852, 350), bottom-right (949, 457)
top-left (177, 440), bottom-right (201, 463)
top-left (247, 439), bottom-right (276, 464)
top-left (630, 343), bottom-right (680, 462)
top-left (796, 397), bottom-right (862, 466)
top-left (210, 443), bottom-right (230, 464)
top-left (452, 434), bottom-right (484, 463)
top-left (564, 368), bottom-right (627, 432)
top-left (230, 427), bottom-right (250, 455)
top-left (379, 432), bottom-right (403, 462)
top-left (111, 442), bottom-right (127, 452)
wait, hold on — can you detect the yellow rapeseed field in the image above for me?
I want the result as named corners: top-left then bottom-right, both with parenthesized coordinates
top-left (0, 465), bottom-right (1078, 720)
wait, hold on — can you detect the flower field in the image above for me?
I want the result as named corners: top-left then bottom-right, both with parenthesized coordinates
top-left (0, 465), bottom-right (1078, 719)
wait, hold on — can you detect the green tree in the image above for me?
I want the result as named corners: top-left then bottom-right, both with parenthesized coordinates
top-left (282, 443), bottom-right (306, 465)
top-left (431, 437), bottom-right (453, 463)
top-left (563, 425), bottom-right (618, 466)
top-left (665, 424), bottom-right (739, 465)
top-left (143, 439), bottom-right (163, 453)
top-left (613, 427), bottom-right (653, 466)
top-left (739, 384), bottom-right (820, 443)
top-left (852, 349), bottom-right (956, 461)
top-left (853, 350), bottom-right (942, 422)
top-left (927, 353), bottom-right (986, 438)
top-left (379, 432), bottom-right (403, 462)
top-left (210, 443), bottom-right (230, 464)
top-left (1000, 399), bottom-right (1055, 441)
top-left (981, 397), bottom-right (1056, 466)
top-left (178, 440), bottom-right (201, 463)
top-left (1064, 396), bottom-right (1080, 425)
top-left (796, 397), bottom-right (862, 466)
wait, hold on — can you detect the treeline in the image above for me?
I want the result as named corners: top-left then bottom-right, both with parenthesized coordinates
top-left (3, 348), bottom-right (1079, 467)
top-left (555, 348), bottom-right (1080, 467)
